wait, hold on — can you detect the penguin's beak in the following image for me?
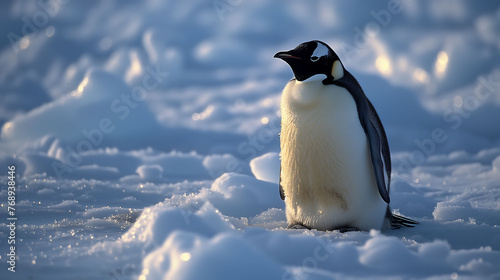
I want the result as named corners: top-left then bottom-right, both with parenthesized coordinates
top-left (274, 51), bottom-right (302, 60)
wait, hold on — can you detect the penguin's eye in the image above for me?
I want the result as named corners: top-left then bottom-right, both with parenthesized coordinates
top-left (310, 56), bottom-right (320, 62)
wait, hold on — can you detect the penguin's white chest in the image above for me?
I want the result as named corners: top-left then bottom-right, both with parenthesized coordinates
top-left (280, 78), bottom-right (386, 230)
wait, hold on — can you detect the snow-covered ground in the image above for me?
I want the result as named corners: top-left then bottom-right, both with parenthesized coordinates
top-left (1, 1), bottom-right (500, 279)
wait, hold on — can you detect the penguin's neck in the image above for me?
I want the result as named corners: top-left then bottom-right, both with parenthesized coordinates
top-left (286, 74), bottom-right (328, 109)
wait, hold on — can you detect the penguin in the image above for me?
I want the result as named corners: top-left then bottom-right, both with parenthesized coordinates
top-left (274, 40), bottom-right (417, 231)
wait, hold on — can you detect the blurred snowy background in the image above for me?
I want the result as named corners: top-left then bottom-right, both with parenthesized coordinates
top-left (0, 0), bottom-right (500, 279)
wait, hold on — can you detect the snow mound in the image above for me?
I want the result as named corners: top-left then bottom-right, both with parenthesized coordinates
top-left (111, 201), bottom-right (500, 280)
top-left (208, 173), bottom-right (284, 218)
top-left (250, 152), bottom-right (280, 183)
top-left (141, 231), bottom-right (284, 280)
top-left (1, 70), bottom-right (163, 149)
top-left (121, 202), bottom-right (233, 249)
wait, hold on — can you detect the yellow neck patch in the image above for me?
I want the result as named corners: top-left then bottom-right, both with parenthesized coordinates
top-left (331, 60), bottom-right (344, 80)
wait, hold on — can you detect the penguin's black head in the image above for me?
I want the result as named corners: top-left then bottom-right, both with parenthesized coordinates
top-left (274, 40), bottom-right (343, 82)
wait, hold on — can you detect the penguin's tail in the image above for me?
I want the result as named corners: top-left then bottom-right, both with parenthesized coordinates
top-left (385, 208), bottom-right (419, 230)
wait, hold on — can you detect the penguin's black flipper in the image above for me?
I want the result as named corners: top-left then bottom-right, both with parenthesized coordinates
top-left (328, 72), bottom-right (391, 204)
top-left (366, 98), bottom-right (392, 202)
top-left (386, 208), bottom-right (419, 229)
top-left (365, 98), bottom-right (391, 204)
top-left (365, 120), bottom-right (391, 204)
top-left (279, 164), bottom-right (285, 200)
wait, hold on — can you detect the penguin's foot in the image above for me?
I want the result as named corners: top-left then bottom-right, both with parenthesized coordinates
top-left (287, 223), bottom-right (311, 230)
top-left (337, 227), bottom-right (359, 233)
